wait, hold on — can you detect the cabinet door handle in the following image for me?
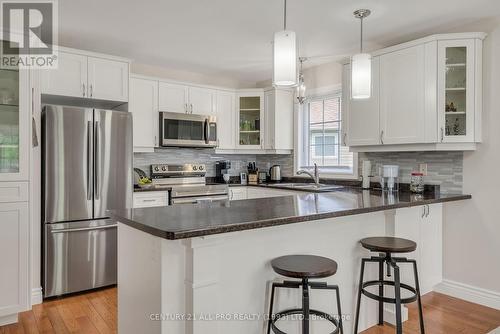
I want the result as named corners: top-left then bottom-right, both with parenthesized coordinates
top-left (440, 127), bottom-right (444, 142)
top-left (343, 133), bottom-right (347, 146)
top-left (421, 206), bottom-right (426, 218)
top-left (190, 103), bottom-right (193, 114)
top-left (185, 103), bottom-right (188, 113)
top-left (426, 205), bottom-right (430, 217)
top-left (90, 84), bottom-right (93, 98)
top-left (82, 83), bottom-right (86, 97)
top-left (380, 130), bottom-right (384, 145)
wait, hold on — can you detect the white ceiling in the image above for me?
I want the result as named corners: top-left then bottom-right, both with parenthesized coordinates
top-left (59, 0), bottom-right (500, 84)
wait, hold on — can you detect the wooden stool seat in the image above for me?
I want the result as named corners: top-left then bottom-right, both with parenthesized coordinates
top-left (271, 254), bottom-right (338, 279)
top-left (360, 236), bottom-right (417, 253)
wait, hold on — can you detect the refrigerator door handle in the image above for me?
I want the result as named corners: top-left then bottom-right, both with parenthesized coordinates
top-left (94, 121), bottom-right (100, 200)
top-left (87, 121), bottom-right (92, 201)
top-left (50, 224), bottom-right (118, 234)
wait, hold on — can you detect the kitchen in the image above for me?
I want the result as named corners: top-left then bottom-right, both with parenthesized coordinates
top-left (0, 1), bottom-right (500, 334)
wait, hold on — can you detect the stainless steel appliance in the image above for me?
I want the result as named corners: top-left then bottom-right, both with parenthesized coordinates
top-left (269, 165), bottom-right (282, 181)
top-left (42, 105), bottom-right (132, 298)
top-left (215, 160), bottom-right (231, 183)
top-left (150, 164), bottom-right (228, 204)
top-left (159, 111), bottom-right (217, 148)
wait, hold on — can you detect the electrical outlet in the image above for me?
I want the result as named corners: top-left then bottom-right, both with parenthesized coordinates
top-left (419, 163), bottom-right (428, 176)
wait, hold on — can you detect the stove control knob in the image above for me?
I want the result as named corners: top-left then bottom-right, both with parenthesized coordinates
top-left (161, 166), bottom-right (167, 171)
top-left (193, 166), bottom-right (198, 171)
top-left (199, 165), bottom-right (204, 171)
top-left (154, 166), bottom-right (160, 172)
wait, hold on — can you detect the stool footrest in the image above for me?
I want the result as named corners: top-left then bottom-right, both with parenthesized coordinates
top-left (361, 279), bottom-right (418, 304)
top-left (270, 308), bottom-right (340, 334)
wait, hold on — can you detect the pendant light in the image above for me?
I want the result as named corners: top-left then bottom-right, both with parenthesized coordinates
top-left (296, 57), bottom-right (307, 104)
top-left (351, 9), bottom-right (372, 100)
top-left (273, 0), bottom-right (297, 87)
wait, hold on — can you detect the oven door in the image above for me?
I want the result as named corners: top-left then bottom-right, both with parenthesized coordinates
top-left (160, 112), bottom-right (217, 148)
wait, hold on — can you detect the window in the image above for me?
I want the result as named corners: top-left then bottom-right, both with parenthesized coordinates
top-left (296, 91), bottom-right (357, 178)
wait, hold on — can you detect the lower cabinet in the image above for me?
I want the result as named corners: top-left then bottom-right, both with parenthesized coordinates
top-left (394, 203), bottom-right (443, 295)
top-left (133, 191), bottom-right (169, 208)
top-left (0, 202), bottom-right (29, 318)
top-left (230, 186), bottom-right (301, 201)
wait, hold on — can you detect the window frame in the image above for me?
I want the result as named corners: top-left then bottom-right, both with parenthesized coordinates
top-left (294, 85), bottom-right (358, 180)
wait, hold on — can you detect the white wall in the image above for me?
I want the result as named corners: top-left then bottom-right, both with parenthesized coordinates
top-left (442, 25), bottom-right (500, 296)
top-left (131, 63), bottom-right (256, 89)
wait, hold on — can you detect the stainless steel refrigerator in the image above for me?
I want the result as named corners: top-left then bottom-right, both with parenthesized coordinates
top-left (42, 105), bottom-right (132, 297)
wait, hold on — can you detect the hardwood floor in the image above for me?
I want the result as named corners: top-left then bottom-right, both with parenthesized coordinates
top-left (1, 289), bottom-right (499, 333)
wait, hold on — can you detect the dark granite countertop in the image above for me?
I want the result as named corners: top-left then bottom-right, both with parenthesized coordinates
top-left (134, 185), bottom-right (172, 192)
top-left (110, 188), bottom-right (471, 240)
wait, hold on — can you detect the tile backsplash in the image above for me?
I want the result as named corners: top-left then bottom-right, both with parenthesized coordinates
top-left (358, 151), bottom-right (463, 193)
top-left (135, 149), bottom-right (463, 193)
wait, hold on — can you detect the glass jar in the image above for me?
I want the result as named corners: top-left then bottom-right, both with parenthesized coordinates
top-left (410, 172), bottom-right (425, 193)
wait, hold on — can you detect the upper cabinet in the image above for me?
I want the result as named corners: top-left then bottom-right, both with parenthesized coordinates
top-left (215, 91), bottom-right (236, 149)
top-left (264, 89), bottom-right (294, 150)
top-left (130, 77), bottom-right (158, 152)
top-left (41, 49), bottom-right (130, 102)
top-left (343, 33), bottom-right (485, 152)
top-left (237, 91), bottom-right (264, 149)
top-left (158, 83), bottom-right (215, 115)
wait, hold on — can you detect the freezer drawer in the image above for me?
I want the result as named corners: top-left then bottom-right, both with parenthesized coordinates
top-left (44, 220), bottom-right (117, 297)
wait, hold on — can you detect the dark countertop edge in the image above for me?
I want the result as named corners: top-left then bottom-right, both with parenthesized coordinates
top-left (111, 194), bottom-right (471, 240)
top-left (133, 186), bottom-right (172, 192)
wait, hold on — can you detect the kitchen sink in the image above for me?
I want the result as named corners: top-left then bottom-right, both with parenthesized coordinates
top-left (266, 183), bottom-right (344, 192)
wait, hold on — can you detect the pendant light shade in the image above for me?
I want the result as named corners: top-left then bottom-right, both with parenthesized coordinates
top-left (273, 0), bottom-right (297, 87)
top-left (351, 9), bottom-right (372, 100)
top-left (351, 53), bottom-right (371, 99)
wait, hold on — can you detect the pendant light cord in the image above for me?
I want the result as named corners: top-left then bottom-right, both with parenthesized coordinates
top-left (360, 16), bottom-right (363, 53)
top-left (283, 0), bottom-right (287, 30)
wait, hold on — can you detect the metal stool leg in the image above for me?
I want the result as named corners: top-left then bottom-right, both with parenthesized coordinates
top-left (267, 282), bottom-right (278, 334)
top-left (334, 286), bottom-right (343, 334)
top-left (410, 260), bottom-right (425, 334)
top-left (353, 258), bottom-right (367, 334)
top-left (378, 258), bottom-right (384, 325)
top-left (302, 278), bottom-right (310, 334)
top-left (392, 261), bottom-right (403, 334)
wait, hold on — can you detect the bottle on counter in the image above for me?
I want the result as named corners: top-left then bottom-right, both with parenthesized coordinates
top-left (410, 172), bottom-right (425, 193)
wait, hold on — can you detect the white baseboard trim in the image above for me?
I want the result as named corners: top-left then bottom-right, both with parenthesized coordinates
top-left (31, 287), bottom-right (43, 306)
top-left (383, 305), bottom-right (408, 325)
top-left (0, 314), bottom-right (18, 326)
top-left (434, 279), bottom-right (500, 310)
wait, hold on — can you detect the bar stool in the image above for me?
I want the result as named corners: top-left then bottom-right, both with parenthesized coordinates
top-left (267, 255), bottom-right (343, 334)
top-left (353, 237), bottom-right (425, 334)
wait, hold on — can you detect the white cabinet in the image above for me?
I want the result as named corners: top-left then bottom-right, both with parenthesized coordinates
top-left (438, 39), bottom-right (480, 143)
top-left (133, 191), bottom-right (169, 208)
top-left (246, 187), bottom-right (300, 199)
top-left (0, 202), bottom-right (29, 318)
top-left (264, 89), bottom-right (294, 150)
top-left (158, 83), bottom-right (215, 115)
top-left (158, 82), bottom-right (188, 113)
top-left (189, 87), bottom-right (216, 115)
top-left (41, 50), bottom-right (129, 102)
top-left (130, 77), bottom-right (158, 152)
top-left (343, 33), bottom-right (485, 152)
top-left (41, 52), bottom-right (87, 98)
top-left (394, 204), bottom-right (443, 295)
top-left (87, 57), bottom-right (129, 102)
top-left (237, 91), bottom-right (264, 149)
top-left (216, 91), bottom-right (236, 149)
top-left (343, 59), bottom-right (381, 146)
top-left (379, 45), bottom-right (426, 144)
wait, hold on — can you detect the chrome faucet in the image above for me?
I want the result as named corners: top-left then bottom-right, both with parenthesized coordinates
top-left (297, 163), bottom-right (320, 186)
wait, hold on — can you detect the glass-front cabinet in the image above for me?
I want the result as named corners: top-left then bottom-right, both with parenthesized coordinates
top-left (438, 39), bottom-right (477, 143)
top-left (0, 40), bottom-right (29, 181)
top-left (237, 92), bottom-right (264, 149)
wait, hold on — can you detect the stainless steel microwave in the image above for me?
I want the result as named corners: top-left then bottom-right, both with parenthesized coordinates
top-left (159, 111), bottom-right (217, 148)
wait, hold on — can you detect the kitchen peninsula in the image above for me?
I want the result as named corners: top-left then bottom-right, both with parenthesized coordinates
top-left (111, 188), bottom-right (470, 334)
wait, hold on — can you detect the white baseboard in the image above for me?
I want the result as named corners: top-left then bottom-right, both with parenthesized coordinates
top-left (31, 287), bottom-right (43, 306)
top-left (383, 305), bottom-right (408, 325)
top-left (435, 279), bottom-right (500, 310)
top-left (0, 314), bottom-right (18, 326)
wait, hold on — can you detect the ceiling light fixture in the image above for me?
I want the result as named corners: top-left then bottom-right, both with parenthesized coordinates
top-left (297, 57), bottom-right (307, 104)
top-left (273, 0), bottom-right (297, 87)
top-left (351, 9), bottom-right (372, 100)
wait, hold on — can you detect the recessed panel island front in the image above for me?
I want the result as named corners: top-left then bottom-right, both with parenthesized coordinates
top-left (110, 188), bottom-right (470, 334)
